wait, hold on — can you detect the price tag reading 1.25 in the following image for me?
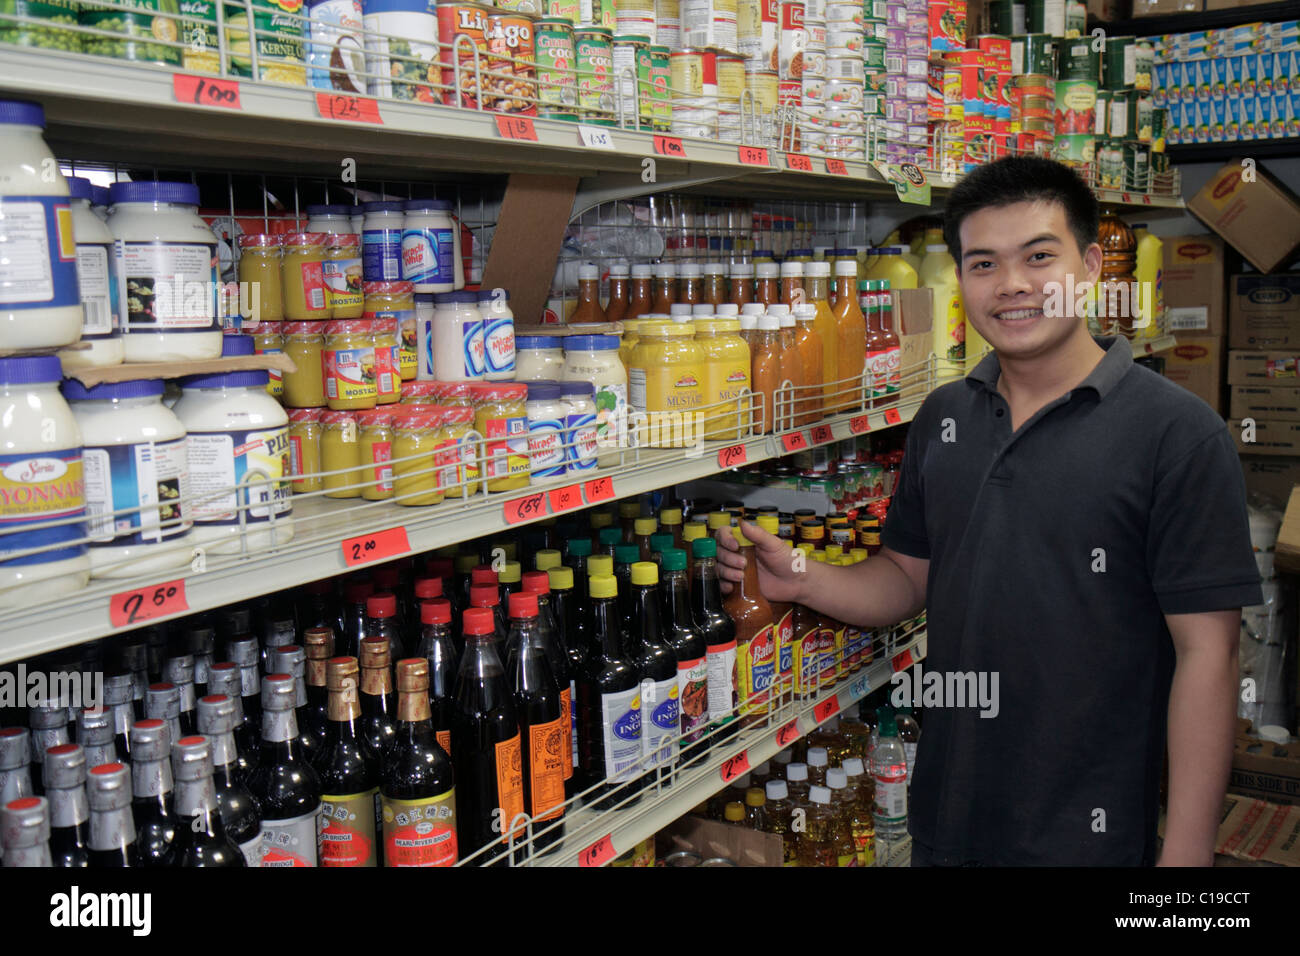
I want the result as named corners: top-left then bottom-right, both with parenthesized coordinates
top-left (826, 158), bottom-right (849, 175)
top-left (578, 125), bottom-right (616, 149)
top-left (814, 695), bottom-right (841, 723)
top-left (173, 74), bottom-right (242, 110)
top-left (495, 114), bottom-right (538, 141)
top-left (583, 476), bottom-right (615, 504)
top-left (110, 579), bottom-right (189, 629)
top-left (785, 152), bottom-right (814, 172)
top-left (653, 135), bottom-right (686, 157)
top-left (548, 484), bottom-right (582, 514)
top-left (776, 718), bottom-right (800, 748)
top-left (718, 443), bottom-right (748, 469)
top-left (781, 431), bottom-right (808, 453)
top-left (738, 145), bottom-right (771, 166)
top-left (810, 424), bottom-right (833, 444)
top-left (503, 492), bottom-right (548, 525)
top-left (720, 749), bottom-right (751, 784)
top-left (579, 833), bottom-right (616, 868)
top-left (315, 92), bottom-right (383, 124)
top-left (341, 526), bottom-right (411, 567)
top-left (849, 415), bottom-right (871, 435)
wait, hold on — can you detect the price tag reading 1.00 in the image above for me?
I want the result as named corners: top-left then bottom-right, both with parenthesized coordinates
top-left (583, 476), bottom-right (615, 504)
top-left (776, 718), bottom-right (800, 748)
top-left (814, 695), bottom-right (841, 722)
top-left (849, 415), bottom-right (871, 435)
top-left (315, 92), bottom-right (383, 124)
top-left (341, 526), bottom-right (411, 567)
top-left (785, 153), bottom-right (814, 172)
top-left (503, 492), bottom-right (548, 525)
top-left (810, 424), bottom-right (834, 444)
top-left (781, 431), bottom-right (808, 453)
top-left (578, 125), bottom-right (616, 149)
top-left (110, 579), bottom-right (189, 629)
top-left (495, 114), bottom-right (538, 141)
top-left (548, 484), bottom-right (582, 514)
top-left (173, 74), bottom-right (241, 110)
top-left (720, 749), bottom-right (751, 784)
top-left (717, 443), bottom-right (748, 469)
top-left (826, 158), bottom-right (849, 175)
top-left (884, 407), bottom-right (902, 425)
top-left (579, 833), bottom-right (616, 868)
top-left (653, 135), bottom-right (686, 157)
top-left (738, 145), bottom-right (771, 166)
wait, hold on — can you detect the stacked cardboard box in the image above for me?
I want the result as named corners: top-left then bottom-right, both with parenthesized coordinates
top-left (1159, 234), bottom-right (1226, 415)
top-left (1228, 281), bottom-right (1300, 468)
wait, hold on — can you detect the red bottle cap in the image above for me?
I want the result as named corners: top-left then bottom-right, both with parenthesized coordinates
top-left (471, 566), bottom-right (498, 587)
top-left (508, 591), bottom-right (539, 618)
top-left (366, 593), bottom-right (398, 618)
top-left (346, 581), bottom-right (374, 604)
top-left (521, 571), bottom-right (550, 595)
top-left (462, 608), bottom-right (495, 636)
top-left (373, 565), bottom-right (401, 590)
top-left (413, 577), bottom-right (442, 600)
top-left (421, 599), bottom-right (452, 625)
top-left (426, 557), bottom-right (454, 579)
top-left (469, 585), bottom-right (499, 608)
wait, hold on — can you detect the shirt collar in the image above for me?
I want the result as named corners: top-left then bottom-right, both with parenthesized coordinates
top-left (967, 335), bottom-right (1132, 400)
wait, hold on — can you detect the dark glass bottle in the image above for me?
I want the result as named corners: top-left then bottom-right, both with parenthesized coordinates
top-left (246, 674), bottom-right (323, 867)
top-left (578, 574), bottom-right (643, 812)
top-left (613, 543), bottom-right (640, 640)
top-left (0, 729), bottom-right (35, 839)
top-left (358, 636), bottom-right (399, 762)
top-left (597, 526), bottom-right (622, 559)
top-left (451, 607), bottom-right (524, 866)
top-left (469, 584), bottom-right (509, 648)
top-left (661, 548), bottom-right (709, 764)
top-left (317, 657), bottom-right (381, 867)
top-left (367, 593), bottom-right (405, 663)
top-left (28, 702), bottom-right (69, 796)
top-left (185, 622), bottom-right (216, 699)
top-left (547, 566), bottom-right (587, 792)
top-left (206, 663), bottom-right (259, 777)
top-left (43, 743), bottom-right (90, 867)
top-left (86, 763), bottom-right (137, 867)
top-left (268, 645), bottom-right (323, 768)
top-left (0, 796), bottom-right (52, 866)
top-left (411, 577), bottom-right (444, 650)
top-left (101, 675), bottom-right (135, 762)
top-left (225, 636), bottom-right (263, 731)
top-left (129, 719), bottom-right (178, 867)
top-left (505, 592), bottom-right (566, 855)
top-left (382, 659), bottom-right (459, 867)
top-left (521, 571), bottom-right (573, 796)
top-left (117, 635), bottom-right (150, 722)
top-left (197, 694), bottom-right (263, 866)
top-left (691, 537), bottom-right (739, 743)
top-left (415, 599), bottom-right (458, 759)
top-left (171, 736), bottom-right (246, 867)
top-left (372, 564), bottom-right (410, 639)
top-left (162, 655), bottom-right (199, 737)
top-left (302, 628), bottom-right (334, 758)
top-left (297, 579), bottom-right (341, 647)
top-left (628, 562), bottom-right (679, 789)
top-left (498, 560), bottom-right (523, 612)
top-left (145, 682), bottom-right (181, 750)
top-left (339, 581), bottom-right (374, 660)
top-left (254, 591), bottom-right (299, 666)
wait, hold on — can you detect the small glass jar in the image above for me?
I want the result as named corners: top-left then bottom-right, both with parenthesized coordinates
top-left (439, 405), bottom-right (479, 498)
top-left (323, 320), bottom-right (378, 410)
top-left (399, 381), bottom-right (439, 404)
top-left (364, 280), bottom-right (417, 381)
top-left (246, 322), bottom-right (285, 400)
top-left (433, 380), bottom-right (474, 410)
top-left (323, 234), bottom-right (364, 319)
top-left (371, 318), bottom-right (402, 405)
top-left (280, 232), bottom-right (331, 321)
top-left (355, 407), bottom-right (396, 501)
top-left (282, 321), bottom-right (326, 408)
top-left (470, 382), bottom-right (530, 493)
top-left (514, 335), bottom-right (566, 382)
top-left (287, 407), bottom-right (324, 494)
top-left (237, 234), bottom-right (284, 323)
top-left (321, 410), bottom-right (362, 498)
top-left (391, 407), bottom-right (445, 507)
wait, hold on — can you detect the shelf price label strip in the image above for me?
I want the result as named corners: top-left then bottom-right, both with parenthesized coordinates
top-left (110, 579), bottom-right (188, 629)
top-left (579, 833), bottom-right (616, 867)
top-left (719, 749), bottom-right (750, 784)
top-left (315, 92), bottom-right (383, 124)
top-left (717, 443), bottom-right (748, 469)
top-left (172, 74), bottom-right (241, 110)
top-left (341, 526), bottom-right (411, 567)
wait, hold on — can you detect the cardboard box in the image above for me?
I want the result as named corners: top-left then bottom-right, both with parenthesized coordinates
top-left (896, 287), bottom-right (933, 404)
top-left (1163, 236), bottom-right (1226, 336)
top-left (1131, 0), bottom-right (1199, 15)
top-left (1085, 0), bottom-right (1130, 21)
top-left (1188, 160), bottom-right (1300, 274)
top-left (1230, 273), bottom-right (1300, 350)
top-left (1162, 335), bottom-right (1225, 414)
top-left (1231, 418), bottom-right (1300, 455)
top-left (1242, 455), bottom-right (1300, 510)
top-left (1231, 384), bottom-right (1300, 421)
top-left (1228, 349), bottom-right (1300, 385)
top-left (1230, 731), bottom-right (1300, 806)
top-left (1214, 794), bottom-right (1300, 865)
top-left (1274, 484), bottom-right (1300, 574)
top-left (658, 814), bottom-right (786, 866)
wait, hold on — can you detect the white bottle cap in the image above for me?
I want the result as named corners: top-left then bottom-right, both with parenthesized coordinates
top-left (715, 303), bottom-right (740, 316)
top-left (679, 263), bottom-right (701, 278)
top-left (740, 303), bottom-right (766, 316)
top-left (925, 244), bottom-right (947, 252)
top-left (780, 261), bottom-right (805, 277)
top-left (807, 746), bottom-right (829, 767)
top-left (632, 263), bottom-right (653, 278)
top-left (778, 312), bottom-right (795, 328)
top-left (703, 263), bottom-right (727, 275)
top-left (757, 263), bottom-right (780, 278)
top-left (835, 260), bottom-right (859, 276)
top-left (767, 303), bottom-right (791, 317)
top-left (765, 779), bottom-right (789, 800)
top-left (786, 762), bottom-right (808, 782)
top-left (731, 262), bottom-right (754, 277)
top-left (827, 767), bottom-right (848, 789)
top-left (669, 303), bottom-right (694, 316)
top-left (843, 757), bottom-right (864, 776)
top-left (654, 262), bottom-right (677, 277)
top-left (672, 315), bottom-right (694, 324)
top-left (692, 304), bottom-right (714, 316)
top-left (609, 259), bottom-right (630, 276)
top-left (809, 785), bottom-right (831, 805)
top-left (807, 261), bottom-right (831, 277)
top-left (794, 303), bottom-right (817, 319)
top-left (578, 264), bottom-right (600, 280)
top-left (739, 314), bottom-right (758, 331)
top-left (758, 315), bottom-right (781, 332)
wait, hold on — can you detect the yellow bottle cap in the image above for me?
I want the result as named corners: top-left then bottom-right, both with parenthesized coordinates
top-left (630, 561), bottom-right (659, 586)
top-left (547, 566), bottom-right (574, 590)
top-left (745, 787), bottom-right (766, 808)
top-left (683, 522), bottom-right (707, 542)
top-left (499, 560), bottom-right (521, 584)
top-left (755, 514), bottom-right (779, 535)
top-left (733, 526), bottom-right (752, 548)
top-left (589, 574), bottom-right (617, 599)
top-left (590, 511), bottom-right (614, 529)
top-left (619, 501), bottom-right (641, 519)
top-left (826, 544), bottom-right (843, 558)
top-left (707, 511), bottom-right (732, 530)
top-left (455, 554), bottom-right (478, 574)
top-left (724, 801), bottom-right (747, 822)
top-left (535, 549), bottom-right (562, 571)
top-left (501, 540), bottom-right (518, 560)
top-left (634, 517), bottom-right (658, 536)
top-left (587, 555), bottom-right (614, 577)
top-left (660, 507), bottom-right (683, 526)
top-left (811, 551), bottom-right (827, 563)
top-left (850, 548), bottom-right (868, 562)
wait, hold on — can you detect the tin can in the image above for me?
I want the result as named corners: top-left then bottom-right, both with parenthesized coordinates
top-left (615, 0), bottom-right (655, 35)
top-left (1052, 131), bottom-right (1093, 163)
top-left (225, 0), bottom-right (307, 82)
top-left (612, 33), bottom-right (653, 127)
top-left (362, 0), bottom-right (439, 101)
top-left (1026, 0), bottom-right (1064, 38)
top-left (656, 0), bottom-right (681, 49)
top-left (1096, 136), bottom-right (1123, 188)
top-left (827, 24), bottom-right (864, 57)
top-left (738, 0), bottom-right (778, 71)
top-left (745, 67), bottom-right (779, 113)
top-left (1010, 32), bottom-right (1052, 76)
top-left (827, 54), bottom-right (863, 81)
top-left (574, 26), bottom-right (615, 122)
top-left (547, 0), bottom-right (580, 19)
top-left (1123, 139), bottom-right (1149, 190)
top-left (1093, 88), bottom-right (1109, 134)
top-left (826, 1), bottom-right (862, 23)
top-left (1134, 39), bottom-right (1153, 92)
top-left (439, 3), bottom-right (539, 114)
top-left (665, 850), bottom-right (703, 866)
top-left (671, 104), bottom-right (718, 137)
top-left (683, 0), bottom-right (739, 52)
top-left (1102, 34), bottom-right (1135, 89)
top-left (671, 46), bottom-right (718, 98)
top-left (718, 51), bottom-right (746, 101)
top-left (930, 0), bottom-right (963, 51)
top-left (1151, 104), bottom-right (1168, 150)
top-left (574, 0), bottom-right (609, 27)
top-left (535, 16), bottom-right (578, 119)
top-left (824, 76), bottom-right (863, 106)
top-left (863, 38), bottom-right (885, 69)
top-left (988, 0), bottom-right (1017, 36)
top-left (779, 0), bottom-right (806, 80)
top-left (1057, 36), bottom-right (1098, 82)
top-left (1054, 76), bottom-right (1095, 134)
top-left (1106, 88), bottom-right (1128, 137)
top-left (802, 72), bottom-right (826, 102)
top-left (1130, 91), bottom-right (1152, 142)
top-left (496, 0), bottom-right (542, 11)
top-left (650, 43), bottom-right (672, 129)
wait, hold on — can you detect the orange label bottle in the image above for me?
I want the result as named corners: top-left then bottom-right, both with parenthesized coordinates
top-left (831, 261), bottom-right (866, 413)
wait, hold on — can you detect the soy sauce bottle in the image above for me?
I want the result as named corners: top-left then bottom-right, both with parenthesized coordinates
top-left (129, 720), bottom-right (178, 867)
top-left (246, 675), bottom-right (323, 867)
top-left (451, 607), bottom-right (524, 866)
top-left (86, 763), bottom-right (136, 867)
top-left (43, 743), bottom-right (90, 867)
top-left (629, 562), bottom-right (679, 790)
top-left (578, 574), bottom-right (643, 812)
top-left (206, 663), bottom-right (259, 777)
top-left (339, 582), bottom-right (374, 659)
top-left (197, 694), bottom-right (263, 866)
top-left (661, 548), bottom-right (709, 765)
top-left (521, 571), bottom-right (574, 797)
top-left (358, 636), bottom-right (399, 762)
top-left (317, 657), bottom-right (381, 867)
top-left (302, 628), bottom-right (334, 752)
top-left (381, 659), bottom-right (458, 867)
top-left (415, 599), bottom-right (458, 759)
top-left (269, 646), bottom-right (325, 767)
top-left (102, 675), bottom-right (135, 762)
top-left (547, 566), bottom-right (587, 791)
top-left (162, 655), bottom-right (199, 737)
top-left (171, 736), bottom-right (246, 867)
top-left (691, 537), bottom-right (739, 744)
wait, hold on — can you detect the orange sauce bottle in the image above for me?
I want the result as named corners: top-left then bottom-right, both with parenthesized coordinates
top-left (793, 303), bottom-right (824, 425)
top-left (750, 314), bottom-right (781, 434)
top-left (772, 305), bottom-right (804, 432)
top-left (678, 263), bottom-right (702, 305)
top-left (627, 264), bottom-right (653, 320)
top-left (755, 263), bottom-right (780, 308)
top-left (570, 264), bottom-right (607, 324)
top-left (605, 261), bottom-right (630, 324)
top-left (702, 263), bottom-right (727, 307)
top-left (730, 262), bottom-right (754, 307)
top-left (651, 263), bottom-right (677, 313)
top-left (831, 260), bottom-right (865, 413)
top-left (780, 261), bottom-right (804, 309)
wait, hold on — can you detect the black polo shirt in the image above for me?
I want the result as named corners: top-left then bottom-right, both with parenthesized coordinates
top-left (881, 335), bottom-right (1263, 866)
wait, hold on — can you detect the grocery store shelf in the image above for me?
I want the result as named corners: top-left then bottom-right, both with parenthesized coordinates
top-left (1089, 1), bottom-right (1300, 37)
top-left (529, 623), bottom-right (928, 867)
top-left (1166, 139), bottom-right (1300, 165)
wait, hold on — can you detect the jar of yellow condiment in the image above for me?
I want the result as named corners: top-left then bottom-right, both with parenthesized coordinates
top-left (470, 382), bottom-right (530, 493)
top-left (287, 408), bottom-right (323, 494)
top-left (433, 381), bottom-right (474, 410)
top-left (619, 318), bottom-right (641, 368)
top-left (693, 318), bottom-right (752, 441)
top-left (391, 407), bottom-right (445, 507)
top-left (281, 233), bottom-right (331, 322)
top-left (439, 404), bottom-right (480, 498)
top-left (321, 410), bottom-right (362, 498)
top-left (364, 281), bottom-right (417, 381)
top-left (323, 320), bottom-right (378, 410)
top-left (324, 234), bottom-right (364, 319)
top-left (237, 234), bottom-right (284, 323)
top-left (627, 320), bottom-right (706, 448)
top-left (371, 318), bottom-right (402, 405)
top-left (355, 407), bottom-right (395, 501)
top-left (282, 321), bottom-right (326, 408)
top-left (399, 381), bottom-right (439, 405)
top-left (246, 322), bottom-right (285, 400)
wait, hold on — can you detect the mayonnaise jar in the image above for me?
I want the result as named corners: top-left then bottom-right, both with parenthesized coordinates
top-left (59, 176), bottom-right (124, 369)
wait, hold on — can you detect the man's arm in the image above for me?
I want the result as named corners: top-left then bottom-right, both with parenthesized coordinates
top-left (1158, 609), bottom-right (1240, 867)
top-left (804, 545), bottom-right (929, 629)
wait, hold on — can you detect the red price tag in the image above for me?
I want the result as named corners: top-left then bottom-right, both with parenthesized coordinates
top-left (579, 833), bottom-right (616, 867)
top-left (654, 135), bottom-right (686, 157)
top-left (781, 431), bottom-right (808, 453)
top-left (826, 158), bottom-right (849, 175)
top-left (849, 415), bottom-right (871, 434)
top-left (776, 718), bottom-right (800, 748)
top-left (503, 492), bottom-right (548, 525)
top-left (583, 476), bottom-right (615, 504)
top-left (1121, 192), bottom-right (1132, 203)
top-left (495, 114), bottom-right (538, 141)
top-left (738, 145), bottom-right (771, 166)
top-left (173, 74), bottom-right (242, 110)
top-left (720, 749), bottom-right (751, 784)
top-left (110, 579), bottom-right (189, 629)
top-left (548, 484), bottom-right (582, 513)
top-left (884, 408), bottom-right (902, 425)
top-left (315, 92), bottom-right (383, 124)
top-left (892, 647), bottom-right (915, 672)
top-left (810, 424), bottom-right (833, 444)
top-left (785, 152), bottom-right (814, 172)
top-left (341, 526), bottom-right (411, 568)
top-left (1142, 194), bottom-right (1152, 205)
top-left (814, 695), bottom-right (841, 723)
top-left (717, 443), bottom-right (748, 469)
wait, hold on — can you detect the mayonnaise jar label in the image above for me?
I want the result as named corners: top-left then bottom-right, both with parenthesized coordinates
top-left (82, 438), bottom-right (191, 546)
top-left (186, 427), bottom-right (292, 525)
top-left (0, 450), bottom-right (86, 566)
top-left (400, 227), bottom-right (454, 286)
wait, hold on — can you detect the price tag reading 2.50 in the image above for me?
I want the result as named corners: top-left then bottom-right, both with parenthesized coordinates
top-left (342, 526), bottom-right (411, 567)
top-left (110, 579), bottom-right (189, 629)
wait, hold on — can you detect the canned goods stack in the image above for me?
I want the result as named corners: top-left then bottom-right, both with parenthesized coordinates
top-left (670, 47), bottom-right (721, 138)
top-left (612, 34), bottom-right (655, 128)
top-left (1011, 71), bottom-right (1055, 156)
top-left (574, 25), bottom-right (616, 124)
top-left (437, 3), bottom-right (541, 117)
top-left (717, 50), bottom-right (747, 142)
top-left (777, 0), bottom-right (807, 150)
top-left (881, 0), bottom-right (906, 162)
top-left (927, 0), bottom-right (965, 51)
top-left (799, 0), bottom-right (828, 155)
top-left (902, 0), bottom-right (929, 165)
top-left (977, 37), bottom-right (1013, 160)
top-left (821, 0), bottom-right (865, 157)
top-left (863, 0), bottom-right (887, 145)
top-left (739, 0), bottom-right (780, 139)
top-left (1094, 34), bottom-right (1154, 191)
top-left (1052, 33), bottom-right (1099, 169)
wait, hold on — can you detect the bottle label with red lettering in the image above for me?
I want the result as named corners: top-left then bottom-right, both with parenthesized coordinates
top-left (495, 734), bottom-right (525, 843)
top-left (528, 717), bottom-right (567, 822)
top-left (381, 791), bottom-right (458, 866)
top-left (738, 624), bottom-right (775, 717)
top-left (320, 789), bottom-right (379, 867)
top-left (259, 808), bottom-right (322, 867)
top-left (793, 624), bottom-right (821, 696)
top-left (706, 641), bottom-right (738, 725)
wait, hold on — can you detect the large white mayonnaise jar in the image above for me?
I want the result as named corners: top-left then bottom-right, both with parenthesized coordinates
top-left (562, 333), bottom-right (627, 466)
top-left (59, 176), bottom-right (125, 370)
top-left (172, 336), bottom-right (293, 555)
top-left (62, 378), bottom-right (193, 578)
top-left (305, 203), bottom-right (355, 235)
top-left (431, 291), bottom-right (484, 381)
top-left (108, 181), bottom-right (223, 363)
top-left (0, 100), bottom-right (83, 350)
top-left (0, 355), bottom-right (91, 607)
top-left (477, 288), bottom-right (516, 381)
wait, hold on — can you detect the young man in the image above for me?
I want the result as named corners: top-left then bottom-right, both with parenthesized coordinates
top-left (716, 156), bottom-right (1261, 866)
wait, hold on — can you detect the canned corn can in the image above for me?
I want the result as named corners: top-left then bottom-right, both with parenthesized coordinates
top-left (574, 26), bottom-right (615, 123)
top-left (535, 16), bottom-right (578, 119)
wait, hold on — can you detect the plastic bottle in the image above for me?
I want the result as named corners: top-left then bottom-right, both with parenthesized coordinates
top-left (797, 785), bottom-right (838, 867)
top-left (762, 779), bottom-right (798, 865)
top-left (866, 246), bottom-right (919, 290)
top-left (744, 786), bottom-right (767, 830)
top-left (831, 260), bottom-right (866, 413)
top-left (1133, 225), bottom-right (1163, 339)
top-left (896, 705), bottom-right (921, 785)
top-left (806, 746), bottom-right (830, 786)
top-left (871, 707), bottom-right (908, 847)
top-left (59, 176), bottom-right (124, 368)
top-left (605, 261), bottom-right (630, 323)
top-left (785, 761), bottom-right (811, 806)
top-left (571, 263), bottom-right (608, 324)
top-left (842, 756), bottom-right (875, 865)
top-left (918, 243), bottom-right (965, 384)
top-left (826, 766), bottom-right (859, 866)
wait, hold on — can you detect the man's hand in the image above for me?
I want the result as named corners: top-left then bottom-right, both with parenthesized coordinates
top-left (715, 518), bottom-right (806, 603)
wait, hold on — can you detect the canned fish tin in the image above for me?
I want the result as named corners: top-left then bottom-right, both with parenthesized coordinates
top-left (438, 3), bottom-right (540, 114)
top-left (535, 17), bottom-right (578, 119)
top-left (824, 76), bottom-right (863, 106)
top-left (613, 34), bottom-right (653, 127)
top-left (1102, 34), bottom-right (1135, 90)
top-left (825, 1), bottom-right (862, 23)
top-left (650, 43), bottom-right (671, 129)
top-left (1057, 37), bottom-right (1098, 81)
top-left (671, 46), bottom-right (718, 98)
top-left (738, 0), bottom-right (778, 71)
top-left (574, 26), bottom-right (615, 123)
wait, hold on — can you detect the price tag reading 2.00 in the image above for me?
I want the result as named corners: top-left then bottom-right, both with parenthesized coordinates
top-left (342, 526), bottom-right (411, 567)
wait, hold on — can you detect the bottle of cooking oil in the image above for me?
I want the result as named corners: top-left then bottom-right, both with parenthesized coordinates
top-left (827, 767), bottom-right (862, 866)
top-left (796, 785), bottom-right (838, 867)
top-left (762, 779), bottom-right (799, 866)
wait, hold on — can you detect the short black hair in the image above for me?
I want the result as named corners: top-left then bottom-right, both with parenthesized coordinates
top-left (942, 156), bottom-right (1099, 262)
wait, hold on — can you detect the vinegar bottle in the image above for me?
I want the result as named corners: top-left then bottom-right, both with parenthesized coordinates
top-left (197, 694), bottom-right (263, 866)
top-left (660, 548), bottom-right (709, 765)
top-left (86, 763), bottom-right (137, 867)
top-left (548, 566), bottom-right (587, 787)
top-left (316, 657), bottom-right (381, 868)
top-left (171, 736), bottom-right (247, 867)
top-left (415, 598), bottom-right (458, 758)
top-left (129, 720), bottom-right (178, 867)
top-left (578, 574), bottom-right (643, 811)
top-left (629, 562), bottom-right (680, 790)
top-left (43, 744), bottom-right (90, 867)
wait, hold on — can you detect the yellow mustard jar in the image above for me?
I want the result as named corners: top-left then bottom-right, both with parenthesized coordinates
top-left (618, 318), bottom-right (641, 368)
top-left (355, 407), bottom-right (395, 501)
top-left (237, 233), bottom-right (284, 323)
top-left (391, 407), bottom-right (445, 507)
top-left (399, 381), bottom-right (439, 405)
top-left (470, 382), bottom-right (530, 493)
top-left (438, 404), bottom-right (479, 498)
top-left (693, 317), bottom-right (752, 441)
top-left (246, 322), bottom-right (285, 400)
top-left (321, 410), bottom-right (362, 498)
top-left (364, 281), bottom-right (417, 381)
top-left (323, 320), bottom-right (378, 410)
top-left (370, 317), bottom-right (402, 405)
top-left (281, 232), bottom-right (331, 322)
top-left (324, 234), bottom-right (364, 319)
top-left (287, 407), bottom-right (323, 494)
top-left (282, 321), bottom-right (326, 408)
top-left (433, 381), bottom-right (474, 410)
top-left (627, 320), bottom-right (705, 447)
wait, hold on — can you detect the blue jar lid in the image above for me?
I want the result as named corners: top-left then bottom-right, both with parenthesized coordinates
top-left (108, 181), bottom-right (201, 206)
top-left (477, 288), bottom-right (509, 302)
top-left (560, 380), bottom-right (594, 397)
top-left (753, 249), bottom-right (775, 258)
top-left (0, 99), bottom-right (44, 127)
top-left (403, 198), bottom-right (452, 212)
top-left (0, 355), bottom-right (62, 386)
top-left (62, 378), bottom-right (166, 401)
top-left (220, 334), bottom-right (255, 357)
top-left (447, 291), bottom-right (478, 305)
top-left (527, 381), bottom-right (562, 401)
top-left (362, 200), bottom-right (404, 214)
top-left (67, 176), bottom-right (94, 201)
top-left (91, 185), bottom-right (110, 207)
top-left (306, 203), bottom-right (352, 217)
top-left (563, 334), bottom-right (619, 352)
top-left (181, 369), bottom-right (270, 389)
top-left (516, 335), bottom-right (561, 350)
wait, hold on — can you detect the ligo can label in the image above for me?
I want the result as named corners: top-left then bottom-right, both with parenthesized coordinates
top-left (574, 26), bottom-right (615, 123)
top-left (535, 16), bottom-right (578, 119)
top-left (438, 3), bottom-right (539, 114)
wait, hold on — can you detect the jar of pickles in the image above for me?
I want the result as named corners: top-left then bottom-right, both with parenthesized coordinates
top-left (323, 320), bottom-right (378, 410)
top-left (470, 382), bottom-right (530, 493)
top-left (371, 318), bottom-right (402, 405)
top-left (391, 407), bottom-right (446, 507)
top-left (246, 322), bottom-right (284, 400)
top-left (321, 410), bottom-right (362, 498)
top-left (399, 381), bottom-right (439, 404)
top-left (237, 234), bottom-right (284, 323)
top-left (288, 408), bottom-right (323, 494)
top-left (281, 233), bottom-right (331, 322)
top-left (324, 234), bottom-right (364, 319)
top-left (282, 322), bottom-right (326, 408)
top-left (439, 404), bottom-right (479, 498)
top-left (355, 407), bottom-right (395, 501)
top-left (364, 281), bottom-right (417, 381)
